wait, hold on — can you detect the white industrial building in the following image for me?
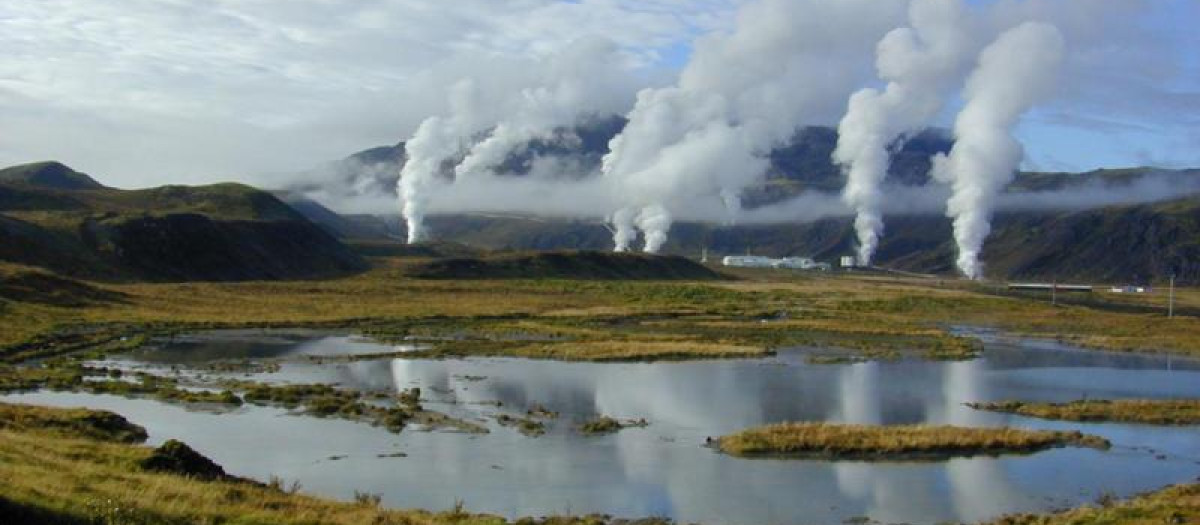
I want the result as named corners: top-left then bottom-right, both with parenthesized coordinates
top-left (722, 255), bottom-right (829, 271)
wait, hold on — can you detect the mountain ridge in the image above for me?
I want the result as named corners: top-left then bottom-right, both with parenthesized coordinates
top-left (0, 167), bottom-right (367, 282)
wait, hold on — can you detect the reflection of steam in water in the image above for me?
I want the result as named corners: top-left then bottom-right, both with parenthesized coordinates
top-left (940, 360), bottom-right (1027, 521)
top-left (833, 362), bottom-right (882, 424)
top-left (831, 359), bottom-right (1027, 523)
top-left (939, 359), bottom-right (990, 426)
top-left (832, 362), bottom-right (945, 522)
top-left (385, 360), bottom-right (770, 431)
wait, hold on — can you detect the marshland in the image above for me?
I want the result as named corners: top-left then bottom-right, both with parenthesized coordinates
top-left (3, 258), bottom-right (1200, 524)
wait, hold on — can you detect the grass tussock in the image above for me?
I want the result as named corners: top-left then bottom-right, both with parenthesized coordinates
top-left (716, 422), bottom-right (1109, 460)
top-left (985, 482), bottom-right (1200, 525)
top-left (968, 399), bottom-right (1200, 425)
top-left (579, 416), bottom-right (649, 436)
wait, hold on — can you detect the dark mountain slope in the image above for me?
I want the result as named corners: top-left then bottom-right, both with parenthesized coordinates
top-left (980, 198), bottom-right (1200, 283)
top-left (0, 165), bottom-right (367, 282)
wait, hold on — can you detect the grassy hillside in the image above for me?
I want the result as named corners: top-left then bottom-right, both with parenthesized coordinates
top-left (0, 162), bottom-right (367, 282)
top-left (979, 197), bottom-right (1200, 283)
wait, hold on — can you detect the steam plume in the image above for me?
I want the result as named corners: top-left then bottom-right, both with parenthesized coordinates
top-left (400, 39), bottom-right (634, 244)
top-left (834, 0), bottom-right (976, 265)
top-left (454, 38), bottom-right (631, 182)
top-left (399, 80), bottom-right (486, 243)
top-left (932, 22), bottom-right (1065, 279)
top-left (602, 0), bottom-right (906, 253)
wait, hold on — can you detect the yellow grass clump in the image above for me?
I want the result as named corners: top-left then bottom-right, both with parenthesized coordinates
top-left (968, 399), bottom-right (1200, 425)
top-left (716, 422), bottom-right (1109, 460)
top-left (986, 482), bottom-right (1200, 525)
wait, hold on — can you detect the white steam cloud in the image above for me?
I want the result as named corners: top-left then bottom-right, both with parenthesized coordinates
top-left (834, 0), bottom-right (977, 265)
top-left (454, 38), bottom-right (632, 182)
top-left (932, 22), bottom-right (1066, 279)
top-left (265, 0), bottom-right (1197, 278)
top-left (400, 38), bottom-right (636, 243)
top-left (399, 79), bottom-right (488, 244)
top-left (602, 0), bottom-right (907, 253)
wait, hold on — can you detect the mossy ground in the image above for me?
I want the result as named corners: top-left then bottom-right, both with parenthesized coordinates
top-left (3, 261), bottom-right (1199, 365)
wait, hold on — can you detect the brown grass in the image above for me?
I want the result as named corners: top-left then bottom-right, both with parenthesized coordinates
top-left (968, 399), bottom-right (1200, 425)
top-left (2, 262), bottom-right (1200, 364)
top-left (985, 482), bottom-right (1200, 525)
top-left (716, 422), bottom-right (1109, 460)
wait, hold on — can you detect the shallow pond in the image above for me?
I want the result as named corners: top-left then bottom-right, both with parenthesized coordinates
top-left (6, 329), bottom-right (1200, 525)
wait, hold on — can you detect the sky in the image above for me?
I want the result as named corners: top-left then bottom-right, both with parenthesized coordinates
top-left (0, 0), bottom-right (1196, 189)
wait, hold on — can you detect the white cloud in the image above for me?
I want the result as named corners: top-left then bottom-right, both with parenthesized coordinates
top-left (0, 0), bottom-right (737, 187)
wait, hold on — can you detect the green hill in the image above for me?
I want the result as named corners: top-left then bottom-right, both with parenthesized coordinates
top-left (0, 163), bottom-right (367, 282)
top-left (0, 161), bottom-right (105, 190)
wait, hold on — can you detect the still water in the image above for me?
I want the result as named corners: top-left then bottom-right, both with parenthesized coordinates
top-left (5, 330), bottom-right (1200, 524)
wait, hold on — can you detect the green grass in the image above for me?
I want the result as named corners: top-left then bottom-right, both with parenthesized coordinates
top-left (716, 422), bottom-right (1109, 460)
top-left (968, 399), bottom-right (1200, 425)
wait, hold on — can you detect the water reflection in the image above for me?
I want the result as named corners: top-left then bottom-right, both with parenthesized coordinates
top-left (7, 335), bottom-right (1200, 525)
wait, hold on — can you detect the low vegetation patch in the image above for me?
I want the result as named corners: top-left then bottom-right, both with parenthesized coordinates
top-left (494, 414), bottom-right (546, 437)
top-left (579, 416), bottom-right (649, 436)
top-left (716, 422), bottom-right (1109, 460)
top-left (968, 399), bottom-right (1200, 425)
top-left (1, 360), bottom-right (244, 407)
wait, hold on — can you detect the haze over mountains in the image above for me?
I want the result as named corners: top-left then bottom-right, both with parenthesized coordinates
top-left (3, 121), bottom-right (1198, 284)
top-left (274, 120), bottom-right (1200, 284)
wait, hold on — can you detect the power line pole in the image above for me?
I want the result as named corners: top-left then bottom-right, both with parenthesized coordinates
top-left (1168, 273), bottom-right (1175, 319)
top-left (1051, 279), bottom-right (1057, 307)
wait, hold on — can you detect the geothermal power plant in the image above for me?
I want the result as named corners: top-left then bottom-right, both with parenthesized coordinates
top-left (391, 0), bottom-right (1069, 281)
